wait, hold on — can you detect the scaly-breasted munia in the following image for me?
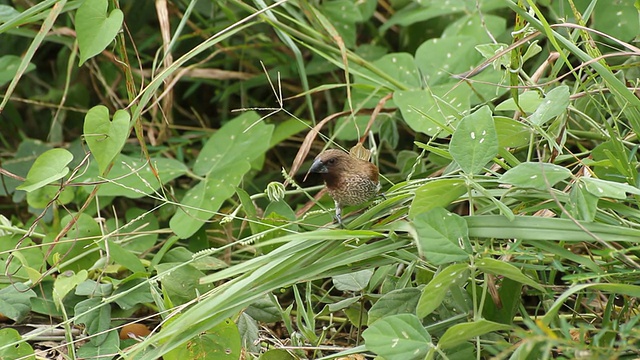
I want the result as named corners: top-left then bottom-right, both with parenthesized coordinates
top-left (308, 149), bottom-right (380, 225)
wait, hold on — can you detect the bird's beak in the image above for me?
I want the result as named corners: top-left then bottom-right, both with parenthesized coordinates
top-left (309, 158), bottom-right (328, 174)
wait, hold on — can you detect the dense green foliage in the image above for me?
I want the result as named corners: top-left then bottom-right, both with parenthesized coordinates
top-left (1, 0), bottom-right (640, 359)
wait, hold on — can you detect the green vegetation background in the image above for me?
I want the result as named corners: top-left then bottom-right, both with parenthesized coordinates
top-left (1, 0), bottom-right (640, 359)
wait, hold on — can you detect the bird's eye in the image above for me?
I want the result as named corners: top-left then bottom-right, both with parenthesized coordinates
top-left (328, 158), bottom-right (336, 164)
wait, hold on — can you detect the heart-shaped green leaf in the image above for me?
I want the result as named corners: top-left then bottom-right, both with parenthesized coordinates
top-left (450, 105), bottom-right (498, 174)
top-left (363, 314), bottom-right (432, 360)
top-left (16, 148), bottom-right (73, 192)
top-left (412, 207), bottom-right (472, 265)
top-left (83, 105), bottom-right (130, 175)
top-left (417, 263), bottom-right (469, 318)
top-left (76, 0), bottom-right (124, 65)
top-left (500, 162), bottom-right (572, 191)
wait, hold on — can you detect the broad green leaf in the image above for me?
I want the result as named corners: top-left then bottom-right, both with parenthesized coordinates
top-left (450, 106), bottom-right (498, 174)
top-left (26, 184), bottom-right (74, 209)
top-left (362, 314), bottom-right (432, 360)
top-left (193, 111), bottom-right (273, 176)
top-left (476, 43), bottom-right (510, 69)
top-left (528, 85), bottom-right (570, 126)
top-left (164, 318), bottom-right (241, 360)
top-left (475, 258), bottom-right (544, 291)
top-left (353, 53), bottom-right (421, 90)
top-left (245, 295), bottom-right (281, 323)
top-left (494, 116), bottom-right (531, 148)
top-left (83, 105), bottom-right (130, 175)
top-left (83, 154), bottom-right (187, 199)
top-left (75, 297), bottom-right (111, 345)
top-left (495, 91), bottom-right (542, 112)
top-left (16, 148), bottom-right (73, 192)
top-left (44, 213), bottom-right (101, 272)
top-left (417, 263), bottom-right (469, 318)
top-left (482, 278), bottom-right (522, 325)
top-left (113, 278), bottom-right (155, 310)
top-left (102, 239), bottom-right (146, 274)
top-left (76, 330), bottom-right (120, 359)
top-left (327, 297), bottom-right (360, 313)
top-left (0, 231), bottom-right (44, 283)
top-left (0, 328), bottom-right (34, 359)
top-left (580, 177), bottom-right (640, 199)
top-left (0, 5), bottom-right (21, 23)
top-left (500, 162), bottom-right (572, 191)
top-left (381, 1), bottom-right (464, 32)
top-left (237, 313), bottom-right (260, 353)
top-left (412, 208), bottom-right (471, 265)
top-left (442, 15), bottom-right (506, 48)
top-left (121, 207), bottom-right (159, 253)
top-left (155, 263), bottom-right (214, 305)
top-left (76, 0), bottom-right (124, 65)
top-left (438, 319), bottom-right (512, 349)
top-left (592, 1), bottom-right (639, 42)
top-left (0, 282), bottom-right (36, 322)
top-left (409, 178), bottom-right (466, 218)
top-left (0, 55), bottom-right (35, 86)
top-left (415, 36), bottom-right (481, 85)
top-left (395, 86), bottom-right (469, 137)
top-left (76, 279), bottom-right (113, 297)
top-left (332, 269), bottom-right (373, 292)
top-left (568, 182), bottom-right (598, 222)
top-left (0, 139), bottom-right (51, 196)
top-left (320, 0), bottom-right (362, 48)
top-left (170, 162), bottom-right (250, 239)
top-left (368, 287), bottom-right (421, 325)
top-left (53, 269), bottom-right (88, 307)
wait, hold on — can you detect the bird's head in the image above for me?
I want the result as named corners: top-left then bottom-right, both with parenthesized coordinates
top-left (308, 149), bottom-right (351, 175)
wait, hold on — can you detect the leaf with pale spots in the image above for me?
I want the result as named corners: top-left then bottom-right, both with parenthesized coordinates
top-left (500, 162), bottom-right (571, 191)
top-left (412, 207), bottom-right (471, 266)
top-left (442, 14), bottom-right (506, 45)
top-left (193, 111), bottom-right (273, 176)
top-left (362, 314), bottom-right (432, 360)
top-left (417, 263), bottom-right (469, 318)
top-left (353, 53), bottom-right (421, 91)
top-left (170, 162), bottom-right (251, 239)
top-left (438, 319), bottom-right (512, 349)
top-left (449, 105), bottom-right (498, 174)
top-left (395, 85), bottom-right (469, 137)
top-left (495, 91), bottom-right (543, 113)
top-left (494, 116), bottom-right (531, 148)
top-left (319, 0), bottom-right (363, 48)
top-left (528, 85), bottom-right (569, 126)
top-left (580, 177), bottom-right (640, 199)
top-left (415, 36), bottom-right (481, 85)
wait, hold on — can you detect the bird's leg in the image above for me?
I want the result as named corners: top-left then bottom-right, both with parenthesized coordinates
top-left (334, 201), bottom-right (344, 227)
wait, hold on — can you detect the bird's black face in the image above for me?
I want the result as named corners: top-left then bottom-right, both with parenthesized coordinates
top-left (309, 156), bottom-right (336, 174)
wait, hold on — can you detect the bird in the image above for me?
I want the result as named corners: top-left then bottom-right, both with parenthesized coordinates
top-left (307, 149), bottom-right (380, 225)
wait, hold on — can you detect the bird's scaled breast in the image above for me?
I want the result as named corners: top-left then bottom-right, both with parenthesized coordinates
top-left (328, 173), bottom-right (380, 206)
